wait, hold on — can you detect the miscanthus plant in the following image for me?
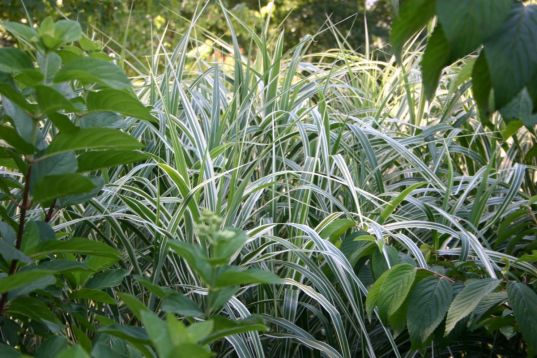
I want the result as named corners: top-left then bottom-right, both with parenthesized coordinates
top-left (1, 3), bottom-right (537, 358)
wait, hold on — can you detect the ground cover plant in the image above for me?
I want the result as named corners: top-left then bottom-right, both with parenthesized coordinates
top-left (0, 1), bottom-right (536, 357)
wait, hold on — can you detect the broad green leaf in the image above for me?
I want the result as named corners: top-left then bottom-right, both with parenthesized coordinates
top-left (445, 278), bottom-right (500, 335)
top-left (33, 174), bottom-right (96, 203)
top-left (0, 21), bottom-right (39, 43)
top-left (421, 25), bottom-right (451, 100)
top-left (500, 89), bottom-right (537, 128)
top-left (77, 150), bottom-right (148, 171)
top-left (211, 228), bottom-right (247, 265)
top-left (38, 52), bottom-right (62, 82)
top-left (391, 0), bottom-right (436, 57)
top-left (31, 152), bottom-right (77, 191)
top-left (472, 52), bottom-right (493, 117)
top-left (118, 292), bottom-right (147, 321)
top-left (87, 89), bottom-right (155, 122)
top-left (9, 274), bottom-right (56, 299)
top-left (2, 97), bottom-right (35, 144)
top-left (0, 48), bottom-right (33, 74)
top-left (30, 238), bottom-right (121, 259)
top-left (56, 345), bottom-right (90, 358)
top-left (57, 175), bottom-right (104, 207)
top-left (73, 288), bottom-right (117, 304)
top-left (54, 20), bottom-right (83, 44)
top-left (35, 85), bottom-right (78, 113)
top-left (379, 182), bottom-right (425, 224)
top-left (21, 220), bottom-right (40, 253)
top-left (85, 269), bottom-right (128, 289)
top-left (367, 263), bottom-right (416, 320)
top-left (140, 310), bottom-right (173, 357)
top-left (54, 58), bottom-right (131, 90)
top-left (215, 268), bottom-right (282, 287)
top-left (168, 241), bottom-right (212, 283)
top-left (407, 277), bottom-right (453, 345)
top-left (0, 343), bottom-right (21, 358)
top-left (0, 270), bottom-right (54, 294)
top-left (79, 112), bottom-right (122, 128)
top-left (8, 296), bottom-right (63, 332)
top-left (319, 218), bottom-right (355, 241)
top-left (0, 240), bottom-right (31, 264)
top-left (35, 337), bottom-right (69, 358)
top-left (507, 282), bottom-right (537, 353)
top-left (161, 293), bottom-right (203, 318)
top-left (199, 316), bottom-right (267, 345)
top-left (437, 0), bottom-right (512, 58)
top-left (47, 128), bottom-right (142, 154)
top-left (169, 344), bottom-right (212, 358)
top-left (0, 125), bottom-right (35, 154)
top-left (484, 4), bottom-right (537, 108)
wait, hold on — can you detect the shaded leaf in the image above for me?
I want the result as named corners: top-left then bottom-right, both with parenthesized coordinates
top-left (445, 278), bottom-right (500, 335)
top-left (484, 4), bottom-right (537, 108)
top-left (407, 277), bottom-right (452, 345)
top-left (33, 174), bottom-right (96, 203)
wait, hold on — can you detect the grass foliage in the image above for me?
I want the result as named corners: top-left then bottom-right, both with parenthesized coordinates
top-left (2, 4), bottom-right (536, 357)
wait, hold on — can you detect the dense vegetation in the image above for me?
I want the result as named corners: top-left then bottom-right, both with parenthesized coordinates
top-left (0, 1), bottom-right (536, 357)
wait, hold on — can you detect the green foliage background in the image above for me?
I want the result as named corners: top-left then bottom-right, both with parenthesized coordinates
top-left (1, 0), bottom-right (392, 58)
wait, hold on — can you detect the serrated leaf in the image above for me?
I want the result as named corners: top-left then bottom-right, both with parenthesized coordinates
top-left (87, 89), bottom-right (155, 122)
top-left (366, 263), bottom-right (416, 320)
top-left (33, 174), bottom-right (96, 203)
top-left (421, 25), bottom-right (451, 100)
top-left (507, 282), bottom-right (537, 353)
top-left (407, 277), bottom-right (453, 345)
top-left (445, 278), bottom-right (500, 335)
top-left (54, 58), bottom-right (130, 90)
top-left (484, 4), bottom-right (537, 108)
top-left (391, 0), bottom-right (436, 57)
top-left (437, 0), bottom-right (512, 58)
top-left (47, 128), bottom-right (142, 155)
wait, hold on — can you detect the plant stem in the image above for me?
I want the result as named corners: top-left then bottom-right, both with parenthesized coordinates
top-left (0, 165), bottom-right (32, 315)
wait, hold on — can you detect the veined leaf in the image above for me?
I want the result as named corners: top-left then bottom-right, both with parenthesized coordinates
top-left (437, 0), bottom-right (512, 58)
top-left (445, 278), bottom-right (500, 335)
top-left (484, 4), bottom-right (537, 108)
top-left (407, 277), bottom-right (453, 345)
top-left (367, 263), bottom-right (416, 320)
top-left (507, 282), bottom-right (537, 353)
